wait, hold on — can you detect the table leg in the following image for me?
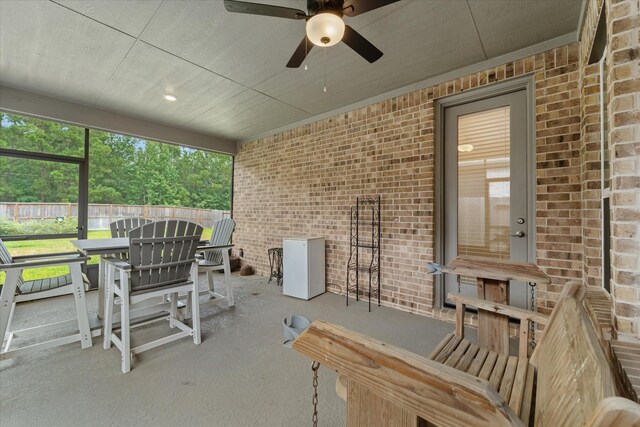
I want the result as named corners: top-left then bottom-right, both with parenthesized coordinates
top-left (477, 277), bottom-right (510, 355)
top-left (98, 256), bottom-right (105, 319)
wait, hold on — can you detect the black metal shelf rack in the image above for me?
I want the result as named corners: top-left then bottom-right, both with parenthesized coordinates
top-left (346, 195), bottom-right (381, 312)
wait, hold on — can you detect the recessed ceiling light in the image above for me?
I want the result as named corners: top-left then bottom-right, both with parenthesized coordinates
top-left (164, 94), bottom-right (177, 102)
top-left (458, 144), bottom-right (473, 152)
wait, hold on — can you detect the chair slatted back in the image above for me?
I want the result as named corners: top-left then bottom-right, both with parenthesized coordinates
top-left (110, 218), bottom-right (152, 260)
top-left (110, 218), bottom-right (153, 238)
top-left (127, 220), bottom-right (203, 293)
top-left (532, 290), bottom-right (618, 426)
top-left (205, 218), bottom-right (235, 265)
top-left (0, 239), bottom-right (24, 294)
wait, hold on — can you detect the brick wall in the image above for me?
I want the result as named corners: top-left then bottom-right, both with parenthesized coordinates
top-left (605, 0), bottom-right (640, 337)
top-left (580, 63), bottom-right (604, 288)
top-left (234, 43), bottom-right (583, 318)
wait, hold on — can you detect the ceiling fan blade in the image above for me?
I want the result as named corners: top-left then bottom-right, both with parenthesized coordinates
top-left (342, 0), bottom-right (402, 17)
top-left (224, 0), bottom-right (307, 20)
top-left (286, 36), bottom-right (314, 68)
top-left (342, 25), bottom-right (383, 63)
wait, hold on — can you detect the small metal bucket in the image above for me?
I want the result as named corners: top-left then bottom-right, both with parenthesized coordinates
top-left (283, 315), bottom-right (310, 348)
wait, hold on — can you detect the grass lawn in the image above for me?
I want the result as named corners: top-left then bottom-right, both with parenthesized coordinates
top-left (1, 228), bottom-right (213, 283)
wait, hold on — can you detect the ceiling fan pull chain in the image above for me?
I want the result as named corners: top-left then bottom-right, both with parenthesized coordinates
top-left (323, 47), bottom-right (327, 93)
top-left (304, 36), bottom-right (308, 70)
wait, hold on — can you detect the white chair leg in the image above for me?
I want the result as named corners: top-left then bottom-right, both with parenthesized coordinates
top-left (103, 265), bottom-right (115, 350)
top-left (191, 282), bottom-right (201, 345)
top-left (0, 269), bottom-right (20, 353)
top-left (184, 262), bottom-right (198, 320)
top-left (119, 269), bottom-right (131, 373)
top-left (222, 250), bottom-right (234, 307)
top-left (70, 263), bottom-right (92, 349)
top-left (206, 270), bottom-right (215, 294)
top-left (98, 256), bottom-right (105, 319)
top-left (2, 303), bottom-right (16, 353)
top-left (169, 293), bottom-right (177, 328)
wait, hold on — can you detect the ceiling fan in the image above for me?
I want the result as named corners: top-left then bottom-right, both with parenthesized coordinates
top-left (223, 0), bottom-right (401, 68)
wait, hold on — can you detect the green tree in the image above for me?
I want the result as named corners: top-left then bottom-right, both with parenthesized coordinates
top-left (0, 113), bottom-right (81, 203)
top-left (1, 113), bottom-right (233, 211)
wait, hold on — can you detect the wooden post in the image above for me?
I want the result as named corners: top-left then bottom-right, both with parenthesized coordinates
top-left (455, 302), bottom-right (466, 338)
top-left (518, 320), bottom-right (529, 358)
top-left (477, 277), bottom-right (510, 355)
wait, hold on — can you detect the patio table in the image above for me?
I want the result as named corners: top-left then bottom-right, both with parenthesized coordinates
top-left (442, 255), bottom-right (550, 355)
top-left (70, 238), bottom-right (233, 322)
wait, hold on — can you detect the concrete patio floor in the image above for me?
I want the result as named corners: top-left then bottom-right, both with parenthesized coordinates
top-left (1, 273), bottom-right (461, 426)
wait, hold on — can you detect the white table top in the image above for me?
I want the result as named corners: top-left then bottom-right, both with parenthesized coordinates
top-left (70, 238), bottom-right (129, 255)
top-left (70, 238), bottom-right (232, 255)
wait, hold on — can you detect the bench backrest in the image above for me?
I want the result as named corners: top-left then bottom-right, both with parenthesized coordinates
top-left (532, 288), bottom-right (618, 426)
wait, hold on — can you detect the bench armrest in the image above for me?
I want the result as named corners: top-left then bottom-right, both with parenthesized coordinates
top-left (448, 293), bottom-right (548, 325)
top-left (586, 397), bottom-right (640, 427)
top-left (293, 320), bottom-right (523, 427)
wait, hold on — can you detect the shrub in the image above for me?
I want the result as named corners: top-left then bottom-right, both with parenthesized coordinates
top-left (0, 218), bottom-right (20, 235)
top-left (0, 217), bottom-right (78, 236)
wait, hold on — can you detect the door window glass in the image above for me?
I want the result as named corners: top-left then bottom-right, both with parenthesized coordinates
top-left (457, 106), bottom-right (511, 259)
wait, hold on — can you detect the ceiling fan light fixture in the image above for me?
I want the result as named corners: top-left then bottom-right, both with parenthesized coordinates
top-left (305, 12), bottom-right (345, 47)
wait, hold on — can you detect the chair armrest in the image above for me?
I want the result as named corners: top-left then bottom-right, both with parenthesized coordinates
top-left (198, 244), bottom-right (233, 252)
top-left (0, 254), bottom-right (90, 270)
top-left (12, 251), bottom-right (84, 260)
top-left (448, 293), bottom-right (548, 325)
top-left (293, 320), bottom-right (523, 427)
top-left (102, 257), bottom-right (132, 271)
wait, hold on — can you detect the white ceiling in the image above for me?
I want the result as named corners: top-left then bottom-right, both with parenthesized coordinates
top-left (0, 0), bottom-right (584, 142)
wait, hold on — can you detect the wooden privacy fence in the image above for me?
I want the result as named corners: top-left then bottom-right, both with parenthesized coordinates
top-left (0, 203), bottom-right (230, 230)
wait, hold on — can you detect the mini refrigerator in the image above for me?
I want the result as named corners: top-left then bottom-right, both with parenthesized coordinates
top-left (282, 237), bottom-right (325, 300)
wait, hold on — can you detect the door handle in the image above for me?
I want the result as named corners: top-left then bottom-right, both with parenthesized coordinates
top-left (510, 230), bottom-right (525, 238)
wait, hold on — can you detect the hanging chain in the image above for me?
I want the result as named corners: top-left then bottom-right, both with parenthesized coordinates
top-left (529, 282), bottom-right (537, 349)
top-left (457, 274), bottom-right (461, 293)
top-left (311, 361), bottom-right (320, 427)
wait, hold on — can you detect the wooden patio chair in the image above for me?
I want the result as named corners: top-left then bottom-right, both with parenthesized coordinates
top-left (0, 239), bottom-right (95, 360)
top-left (198, 218), bottom-right (235, 306)
top-left (102, 220), bottom-right (203, 373)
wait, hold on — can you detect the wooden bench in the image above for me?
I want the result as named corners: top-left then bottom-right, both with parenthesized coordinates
top-left (293, 282), bottom-right (640, 426)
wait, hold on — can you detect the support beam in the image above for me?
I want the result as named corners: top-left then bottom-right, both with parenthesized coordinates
top-left (0, 85), bottom-right (237, 155)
